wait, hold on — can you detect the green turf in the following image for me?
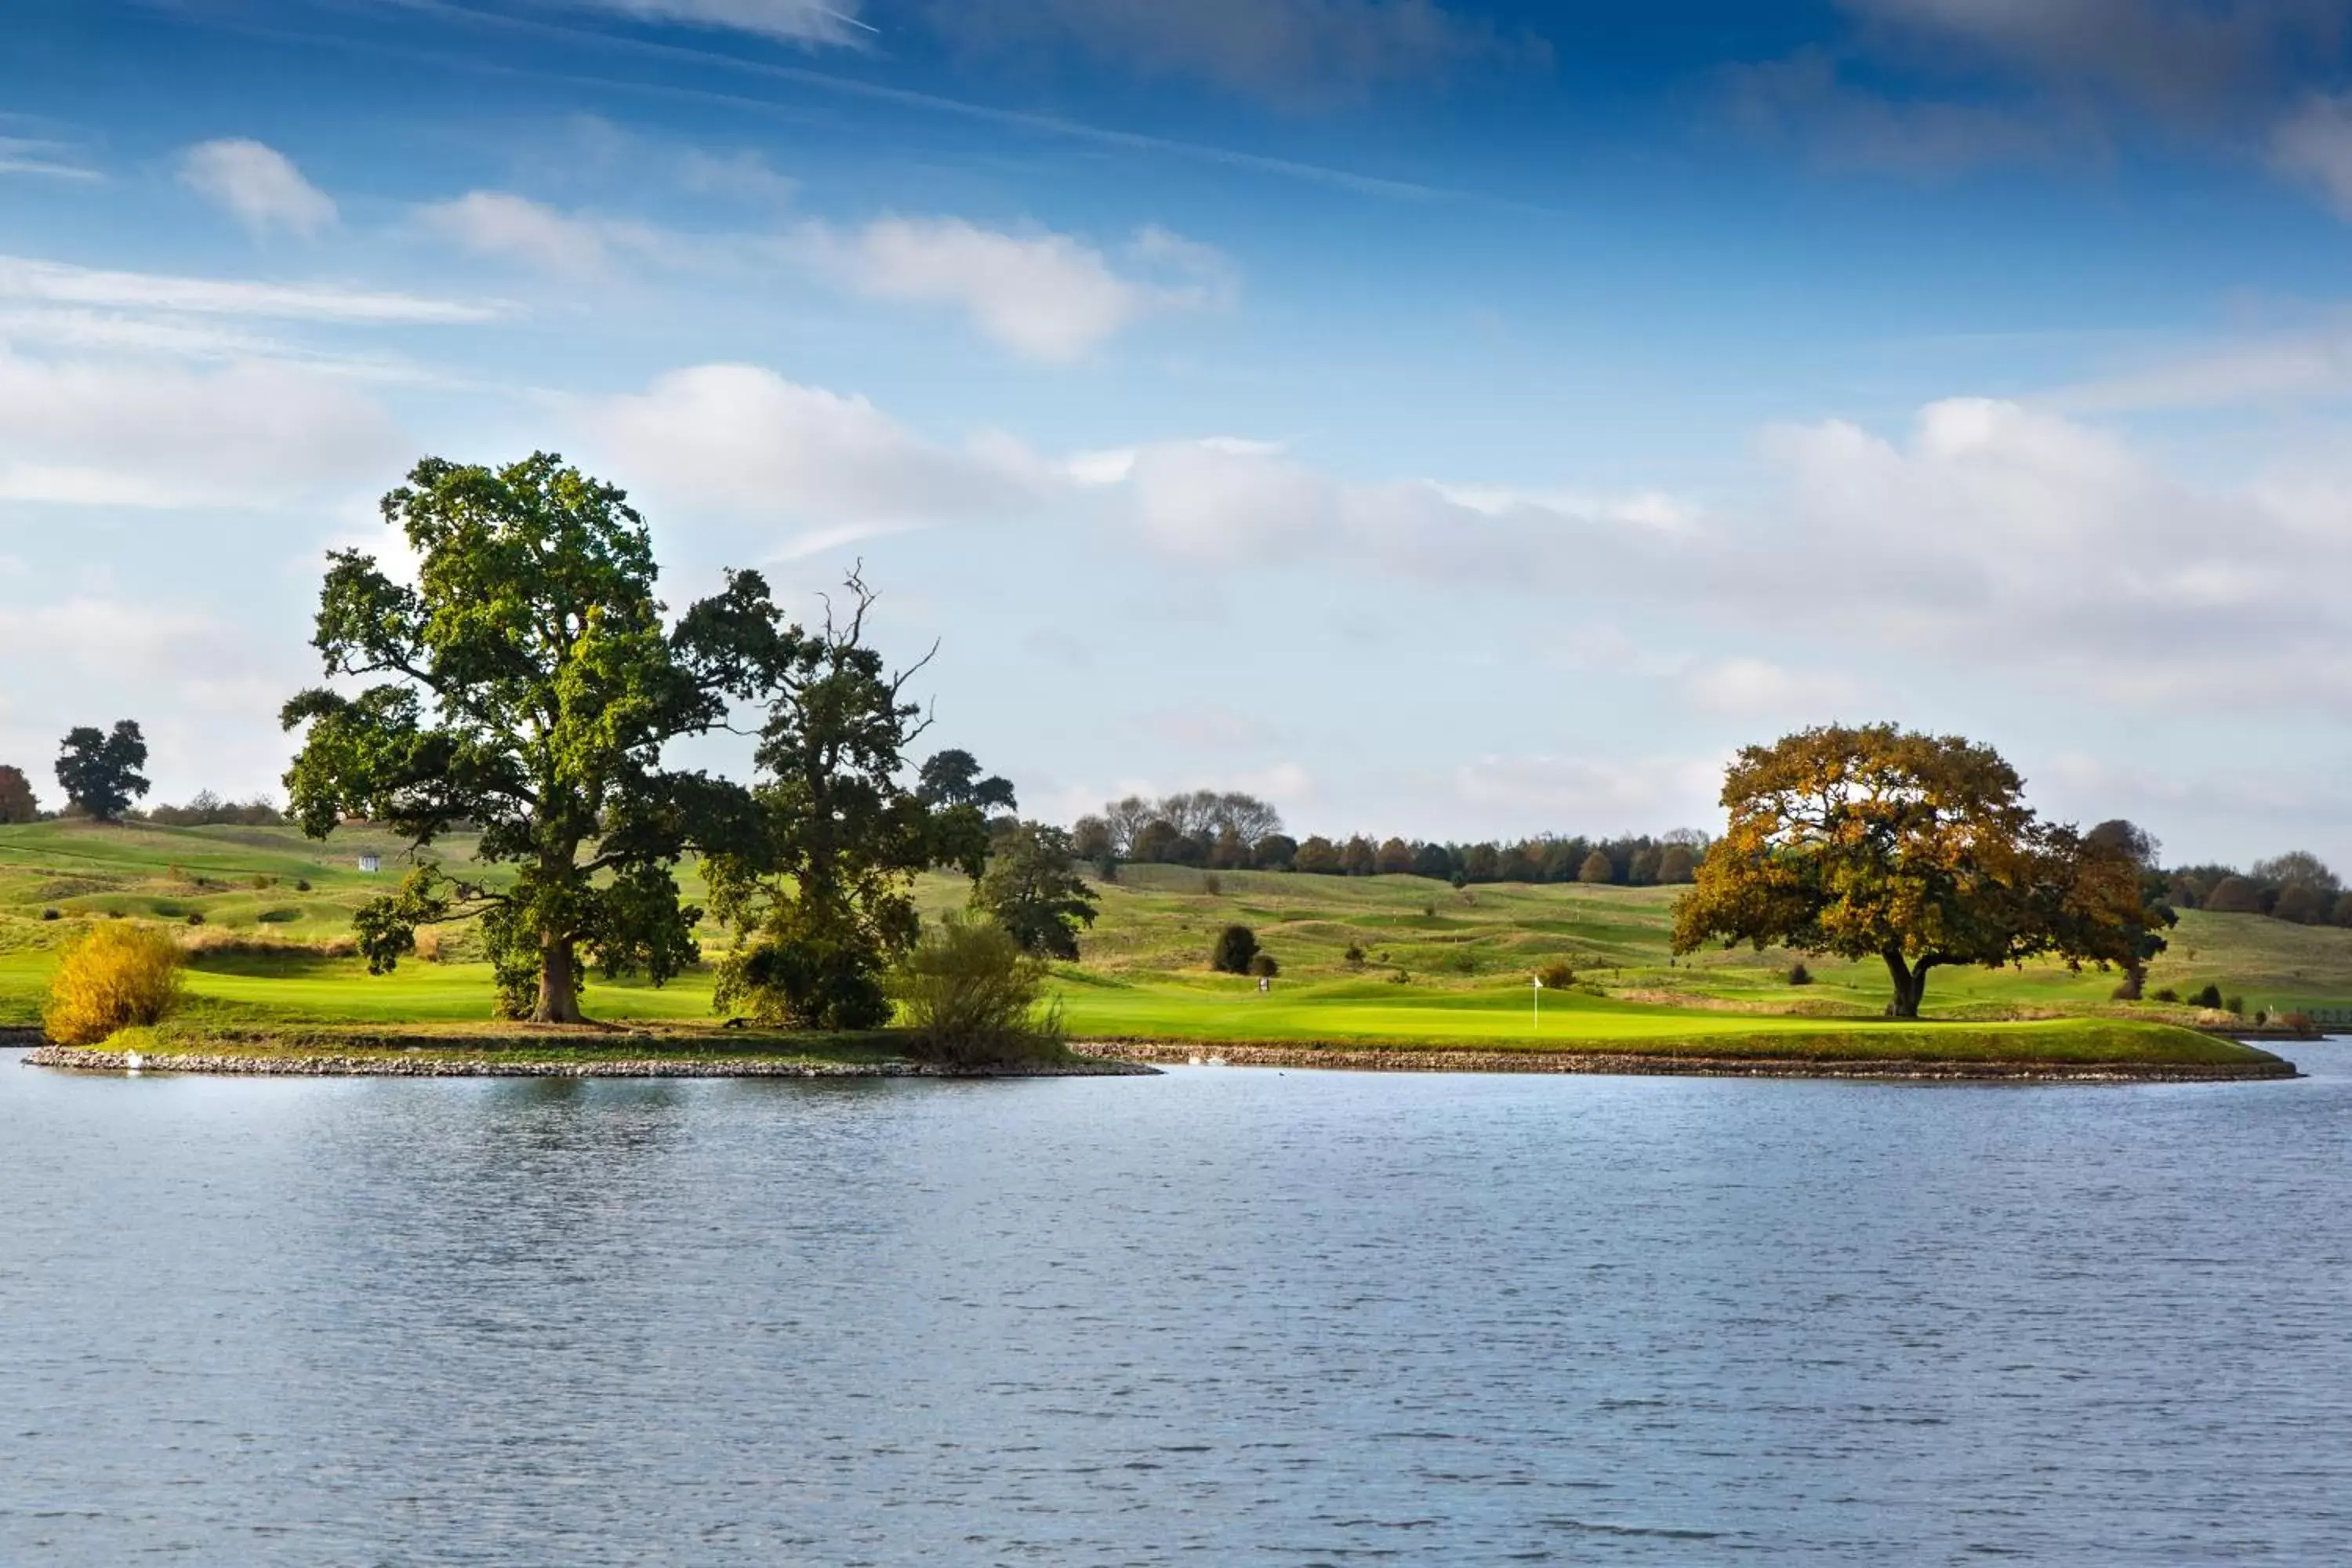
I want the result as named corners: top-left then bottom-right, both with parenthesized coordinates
top-left (0, 822), bottom-right (2336, 1068)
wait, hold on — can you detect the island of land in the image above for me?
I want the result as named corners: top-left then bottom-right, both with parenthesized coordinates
top-left (3, 820), bottom-right (2324, 1081)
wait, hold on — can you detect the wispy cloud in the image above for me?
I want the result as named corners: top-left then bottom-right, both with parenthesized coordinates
top-left (0, 135), bottom-right (100, 181)
top-left (0, 254), bottom-right (497, 325)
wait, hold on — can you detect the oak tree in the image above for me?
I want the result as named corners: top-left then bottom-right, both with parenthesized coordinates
top-left (56, 721), bottom-right (149, 822)
top-left (975, 822), bottom-right (1098, 959)
top-left (1671, 724), bottom-right (2152, 1018)
top-left (281, 453), bottom-right (757, 1023)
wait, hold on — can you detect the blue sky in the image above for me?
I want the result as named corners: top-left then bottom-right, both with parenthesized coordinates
top-left (7, 0), bottom-right (2352, 866)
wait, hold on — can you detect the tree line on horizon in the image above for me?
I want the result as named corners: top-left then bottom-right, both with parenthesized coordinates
top-left (1069, 792), bottom-right (1711, 886)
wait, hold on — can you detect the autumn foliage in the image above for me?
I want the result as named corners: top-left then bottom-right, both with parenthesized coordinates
top-left (42, 923), bottom-right (186, 1045)
top-left (1671, 724), bottom-right (2169, 1018)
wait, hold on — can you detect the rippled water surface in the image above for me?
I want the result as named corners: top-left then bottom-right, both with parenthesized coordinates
top-left (5, 1044), bottom-right (2351, 1564)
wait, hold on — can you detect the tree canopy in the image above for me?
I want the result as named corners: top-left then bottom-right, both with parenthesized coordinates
top-left (56, 720), bottom-right (149, 822)
top-left (701, 572), bottom-right (990, 1030)
top-left (1671, 724), bottom-right (2165, 1018)
top-left (280, 452), bottom-right (758, 1023)
top-left (0, 764), bottom-right (38, 825)
top-left (975, 822), bottom-right (1098, 960)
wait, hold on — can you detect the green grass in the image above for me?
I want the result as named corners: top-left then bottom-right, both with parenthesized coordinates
top-left (0, 822), bottom-right (2332, 1070)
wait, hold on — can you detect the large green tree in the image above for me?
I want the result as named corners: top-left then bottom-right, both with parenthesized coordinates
top-left (1671, 724), bottom-right (2154, 1018)
top-left (699, 571), bottom-right (989, 1029)
top-left (56, 721), bottom-right (150, 822)
top-left (280, 453), bottom-right (760, 1023)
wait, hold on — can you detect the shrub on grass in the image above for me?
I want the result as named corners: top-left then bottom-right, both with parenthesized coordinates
top-left (2225, 994), bottom-right (2245, 1016)
top-left (2153, 987), bottom-right (2179, 1003)
top-left (2194, 983), bottom-right (2223, 1009)
top-left (1788, 960), bottom-right (1813, 985)
top-left (1537, 960), bottom-right (1576, 989)
top-left (1248, 952), bottom-right (1279, 978)
top-left (295, 878), bottom-right (312, 892)
top-left (39, 907), bottom-right (59, 921)
top-left (42, 923), bottom-right (185, 1045)
top-left (1210, 924), bottom-right (1259, 974)
top-left (1344, 942), bottom-right (1367, 970)
top-left (891, 914), bottom-right (1065, 1066)
top-left (1202, 873), bottom-right (1222, 897)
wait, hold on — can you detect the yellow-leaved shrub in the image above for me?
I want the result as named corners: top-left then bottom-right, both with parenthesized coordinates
top-left (42, 924), bottom-right (186, 1045)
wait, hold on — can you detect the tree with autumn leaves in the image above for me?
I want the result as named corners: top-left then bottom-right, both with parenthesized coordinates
top-left (1671, 724), bottom-right (2170, 1018)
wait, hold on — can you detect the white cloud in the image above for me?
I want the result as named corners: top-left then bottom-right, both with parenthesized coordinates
top-left (416, 191), bottom-right (644, 275)
top-left (583, 364), bottom-right (1052, 554)
top-left (179, 139), bottom-right (338, 238)
top-left (1740, 397), bottom-right (2352, 711)
top-left (794, 218), bottom-right (1233, 361)
top-left (0, 347), bottom-right (403, 507)
top-left (2270, 93), bottom-right (2352, 220)
top-left (565, 0), bottom-right (869, 45)
top-left (0, 253), bottom-right (494, 325)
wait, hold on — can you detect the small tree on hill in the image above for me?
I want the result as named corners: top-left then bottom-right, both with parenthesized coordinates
top-left (1577, 849), bottom-right (1614, 884)
top-left (1657, 843), bottom-right (1697, 884)
top-left (1210, 924), bottom-right (1258, 974)
top-left (56, 721), bottom-right (149, 822)
top-left (0, 764), bottom-right (38, 824)
top-left (975, 822), bottom-right (1098, 959)
top-left (916, 749), bottom-right (1017, 815)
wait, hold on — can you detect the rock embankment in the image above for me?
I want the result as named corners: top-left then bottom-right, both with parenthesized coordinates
top-left (23, 1045), bottom-right (1156, 1079)
top-left (1078, 1040), bottom-right (2298, 1082)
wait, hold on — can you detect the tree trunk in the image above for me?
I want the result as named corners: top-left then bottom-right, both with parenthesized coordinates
top-left (534, 931), bottom-right (585, 1025)
top-left (1883, 950), bottom-right (1929, 1019)
top-left (2117, 960), bottom-right (2146, 1002)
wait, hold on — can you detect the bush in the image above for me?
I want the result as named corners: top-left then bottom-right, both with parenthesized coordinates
top-left (42, 924), bottom-right (185, 1045)
top-left (1202, 873), bottom-right (1222, 897)
top-left (2153, 987), bottom-right (2179, 1003)
top-left (1210, 924), bottom-right (1258, 975)
top-left (39, 907), bottom-right (59, 921)
top-left (1537, 960), bottom-right (1576, 989)
top-left (2225, 994), bottom-right (2245, 1016)
top-left (891, 914), bottom-right (1065, 1066)
top-left (1247, 952), bottom-right (1279, 978)
top-left (295, 878), bottom-right (312, 892)
top-left (1344, 942), bottom-right (1367, 970)
top-left (2194, 983), bottom-right (2223, 1010)
top-left (715, 900), bottom-right (894, 1032)
top-left (1788, 960), bottom-right (1813, 986)
top-left (184, 910), bottom-right (205, 926)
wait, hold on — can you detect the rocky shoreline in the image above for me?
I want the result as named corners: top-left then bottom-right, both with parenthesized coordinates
top-left (20, 1044), bottom-right (1156, 1079)
top-left (1076, 1040), bottom-right (2300, 1082)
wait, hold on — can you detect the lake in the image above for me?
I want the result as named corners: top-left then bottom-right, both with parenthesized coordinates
top-left (5, 1043), bottom-right (2350, 1564)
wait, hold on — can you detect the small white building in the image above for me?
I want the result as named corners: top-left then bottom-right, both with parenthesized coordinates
top-left (358, 854), bottom-right (381, 874)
